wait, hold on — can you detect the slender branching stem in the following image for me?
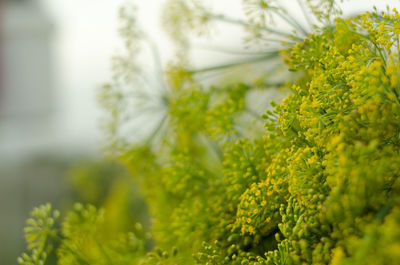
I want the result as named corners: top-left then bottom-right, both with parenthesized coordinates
top-left (188, 51), bottom-right (280, 74)
top-left (297, 0), bottom-right (314, 29)
top-left (192, 44), bottom-right (282, 55)
top-left (273, 6), bottom-right (309, 36)
top-left (209, 14), bottom-right (303, 41)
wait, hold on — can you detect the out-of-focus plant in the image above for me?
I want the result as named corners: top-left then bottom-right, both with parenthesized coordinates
top-left (19, 1), bottom-right (400, 264)
top-left (19, 203), bottom-right (147, 265)
top-left (67, 160), bottom-right (149, 233)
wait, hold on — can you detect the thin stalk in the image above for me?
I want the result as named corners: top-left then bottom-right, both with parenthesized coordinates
top-left (124, 105), bottom-right (165, 124)
top-left (194, 67), bottom-right (238, 81)
top-left (188, 51), bottom-right (280, 74)
top-left (143, 36), bottom-right (169, 93)
top-left (192, 44), bottom-right (282, 55)
top-left (372, 41), bottom-right (387, 68)
top-left (210, 14), bottom-right (302, 41)
top-left (297, 0), bottom-right (314, 29)
top-left (274, 7), bottom-right (308, 36)
top-left (145, 113), bottom-right (168, 145)
top-left (259, 36), bottom-right (296, 45)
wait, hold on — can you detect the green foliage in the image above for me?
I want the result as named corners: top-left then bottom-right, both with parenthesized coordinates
top-left (20, 1), bottom-right (400, 265)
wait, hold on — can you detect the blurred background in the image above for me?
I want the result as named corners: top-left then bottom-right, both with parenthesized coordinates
top-left (0, 0), bottom-right (151, 262)
top-left (0, 0), bottom-right (398, 263)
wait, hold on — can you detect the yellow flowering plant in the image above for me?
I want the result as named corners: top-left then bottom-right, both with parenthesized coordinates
top-left (19, 1), bottom-right (400, 264)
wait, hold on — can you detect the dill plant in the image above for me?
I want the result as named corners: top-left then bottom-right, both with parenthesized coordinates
top-left (19, 1), bottom-right (400, 264)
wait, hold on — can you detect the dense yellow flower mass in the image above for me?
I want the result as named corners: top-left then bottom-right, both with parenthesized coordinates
top-left (19, 4), bottom-right (400, 265)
